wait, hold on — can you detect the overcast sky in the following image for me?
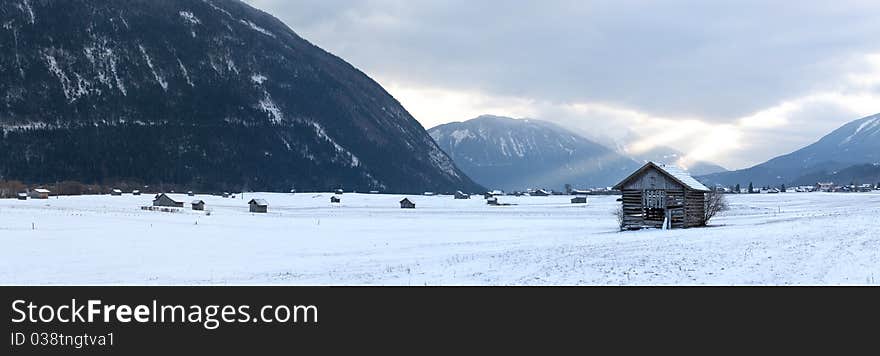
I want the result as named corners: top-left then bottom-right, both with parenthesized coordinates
top-left (243, 0), bottom-right (880, 169)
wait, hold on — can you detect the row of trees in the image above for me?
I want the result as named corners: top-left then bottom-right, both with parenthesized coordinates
top-left (0, 180), bottom-right (205, 199)
top-left (0, 180), bottom-right (27, 199)
top-left (0, 180), bottom-right (122, 199)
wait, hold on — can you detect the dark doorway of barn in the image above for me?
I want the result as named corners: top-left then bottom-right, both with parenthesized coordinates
top-left (645, 207), bottom-right (666, 225)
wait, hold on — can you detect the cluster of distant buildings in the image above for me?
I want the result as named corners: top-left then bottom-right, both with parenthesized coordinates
top-left (715, 182), bottom-right (879, 194)
top-left (812, 182), bottom-right (877, 193)
top-left (481, 187), bottom-right (619, 197)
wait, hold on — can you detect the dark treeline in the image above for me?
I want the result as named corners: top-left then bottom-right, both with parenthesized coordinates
top-left (0, 179), bottom-right (217, 199)
top-left (0, 123), bottom-right (378, 194)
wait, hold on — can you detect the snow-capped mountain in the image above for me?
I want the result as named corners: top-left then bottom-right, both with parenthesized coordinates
top-left (629, 146), bottom-right (728, 176)
top-left (700, 113), bottom-right (880, 186)
top-left (0, 0), bottom-right (483, 193)
top-left (428, 115), bottom-right (641, 191)
top-left (567, 126), bottom-right (727, 176)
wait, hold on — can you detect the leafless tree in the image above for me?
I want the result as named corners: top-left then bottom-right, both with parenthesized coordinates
top-left (614, 205), bottom-right (625, 231)
top-left (702, 190), bottom-right (729, 226)
top-left (0, 180), bottom-right (26, 199)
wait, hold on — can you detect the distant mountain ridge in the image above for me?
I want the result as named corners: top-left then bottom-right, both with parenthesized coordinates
top-left (429, 115), bottom-right (642, 191)
top-left (700, 113), bottom-right (880, 186)
top-left (789, 163), bottom-right (880, 187)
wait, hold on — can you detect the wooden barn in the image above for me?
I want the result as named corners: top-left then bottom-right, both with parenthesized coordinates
top-left (454, 191), bottom-right (470, 199)
top-left (132, 190), bottom-right (141, 196)
top-left (330, 196), bottom-right (341, 203)
top-left (530, 189), bottom-right (550, 197)
top-left (17, 192), bottom-right (28, 200)
top-left (192, 200), bottom-right (205, 211)
top-left (399, 198), bottom-right (415, 209)
top-left (571, 196), bottom-right (587, 204)
top-left (29, 189), bottom-right (50, 199)
top-left (153, 193), bottom-right (184, 208)
top-left (249, 199), bottom-right (268, 213)
top-left (613, 162), bottom-right (710, 230)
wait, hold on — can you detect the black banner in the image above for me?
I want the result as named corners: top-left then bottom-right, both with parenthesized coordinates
top-left (2, 287), bottom-right (876, 354)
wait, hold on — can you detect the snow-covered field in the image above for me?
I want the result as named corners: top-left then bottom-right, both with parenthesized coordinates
top-left (2, 192), bottom-right (879, 285)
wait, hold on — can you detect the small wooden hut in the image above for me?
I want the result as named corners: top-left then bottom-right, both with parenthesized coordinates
top-left (192, 200), bottom-right (205, 211)
top-left (571, 196), bottom-right (587, 204)
top-left (132, 190), bottom-right (142, 196)
top-left (399, 198), bottom-right (416, 209)
top-left (29, 189), bottom-right (50, 199)
top-left (248, 199), bottom-right (268, 213)
top-left (530, 189), bottom-right (550, 197)
top-left (111, 189), bottom-right (123, 196)
top-left (613, 162), bottom-right (710, 230)
top-left (454, 191), bottom-right (470, 199)
top-left (153, 193), bottom-right (184, 208)
top-left (17, 192), bottom-right (28, 200)
top-left (187, 191), bottom-right (195, 197)
top-left (330, 196), bottom-right (341, 203)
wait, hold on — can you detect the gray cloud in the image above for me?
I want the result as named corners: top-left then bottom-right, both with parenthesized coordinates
top-left (243, 0), bottom-right (880, 168)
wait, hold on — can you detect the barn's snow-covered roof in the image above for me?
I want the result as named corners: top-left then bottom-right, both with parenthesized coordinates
top-left (654, 163), bottom-right (710, 191)
top-left (154, 193), bottom-right (180, 201)
top-left (249, 199), bottom-right (268, 206)
top-left (614, 161), bottom-right (711, 192)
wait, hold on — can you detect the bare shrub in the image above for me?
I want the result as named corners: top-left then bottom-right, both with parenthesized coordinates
top-left (702, 190), bottom-right (729, 226)
top-left (614, 205), bottom-right (625, 231)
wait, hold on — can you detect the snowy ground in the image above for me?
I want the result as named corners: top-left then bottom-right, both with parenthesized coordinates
top-left (1, 192), bottom-right (879, 285)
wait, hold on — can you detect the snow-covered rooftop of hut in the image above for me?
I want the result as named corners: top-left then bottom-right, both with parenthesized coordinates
top-left (249, 199), bottom-right (268, 206)
top-left (33, 189), bottom-right (50, 193)
top-left (615, 161), bottom-right (710, 192)
top-left (655, 163), bottom-right (710, 191)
